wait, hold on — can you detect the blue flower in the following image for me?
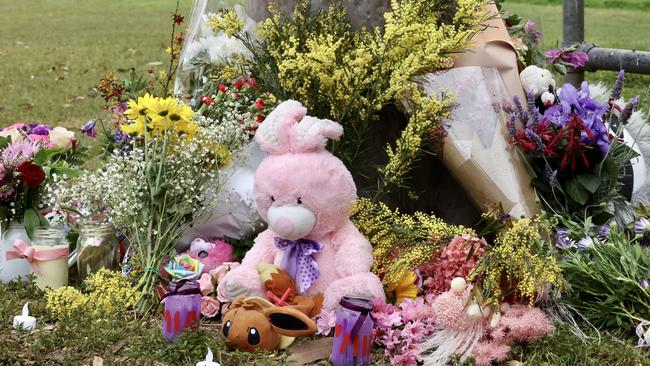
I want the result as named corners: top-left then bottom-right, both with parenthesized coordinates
top-left (80, 119), bottom-right (97, 138)
top-left (555, 227), bottom-right (576, 249)
top-left (577, 236), bottom-right (594, 250)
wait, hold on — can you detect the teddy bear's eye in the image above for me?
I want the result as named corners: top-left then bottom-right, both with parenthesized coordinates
top-left (248, 327), bottom-right (260, 345)
top-left (198, 250), bottom-right (208, 258)
top-left (297, 197), bottom-right (302, 204)
top-left (270, 196), bottom-right (275, 202)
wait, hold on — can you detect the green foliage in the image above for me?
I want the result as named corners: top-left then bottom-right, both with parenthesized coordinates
top-left (510, 323), bottom-right (650, 366)
top-left (0, 279), bottom-right (289, 366)
top-left (561, 227), bottom-right (650, 333)
top-left (242, 0), bottom-right (487, 196)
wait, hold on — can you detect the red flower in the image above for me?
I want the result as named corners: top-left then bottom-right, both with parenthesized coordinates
top-left (232, 93), bottom-right (239, 100)
top-left (200, 95), bottom-right (215, 106)
top-left (173, 14), bottom-right (184, 25)
top-left (254, 98), bottom-right (265, 110)
top-left (256, 114), bottom-right (265, 123)
top-left (17, 161), bottom-right (45, 188)
top-left (233, 79), bottom-right (244, 90)
top-left (218, 84), bottom-right (227, 93)
top-left (245, 76), bottom-right (258, 89)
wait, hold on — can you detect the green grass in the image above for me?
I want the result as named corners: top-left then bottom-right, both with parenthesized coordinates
top-left (504, 0), bottom-right (650, 11)
top-left (0, 0), bottom-right (193, 129)
top-left (505, 1), bottom-right (650, 111)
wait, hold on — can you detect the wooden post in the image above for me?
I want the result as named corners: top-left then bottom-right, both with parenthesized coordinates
top-left (563, 0), bottom-right (585, 86)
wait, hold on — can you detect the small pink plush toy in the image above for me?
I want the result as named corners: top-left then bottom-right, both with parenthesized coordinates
top-left (184, 238), bottom-right (233, 274)
top-left (220, 100), bottom-right (385, 314)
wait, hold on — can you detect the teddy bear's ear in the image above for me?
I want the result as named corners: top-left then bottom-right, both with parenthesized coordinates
top-left (255, 100), bottom-right (307, 154)
top-left (290, 115), bottom-right (343, 152)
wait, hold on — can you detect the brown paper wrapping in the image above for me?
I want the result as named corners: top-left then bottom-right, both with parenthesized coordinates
top-left (437, 3), bottom-right (540, 218)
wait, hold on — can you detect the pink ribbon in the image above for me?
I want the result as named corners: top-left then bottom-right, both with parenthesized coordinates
top-left (5, 239), bottom-right (69, 275)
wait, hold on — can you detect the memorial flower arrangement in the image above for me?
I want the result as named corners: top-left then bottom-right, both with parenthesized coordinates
top-left (0, 123), bottom-right (82, 236)
top-left (508, 74), bottom-right (639, 223)
top-left (47, 93), bottom-right (251, 313)
top-left (199, 0), bottom-right (489, 195)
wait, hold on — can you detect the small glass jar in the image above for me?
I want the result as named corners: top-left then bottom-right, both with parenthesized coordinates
top-left (0, 222), bottom-right (31, 283)
top-left (31, 227), bottom-right (69, 290)
top-left (76, 224), bottom-right (119, 281)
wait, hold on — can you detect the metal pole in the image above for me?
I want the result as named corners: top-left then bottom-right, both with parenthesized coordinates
top-left (580, 44), bottom-right (650, 74)
top-left (563, 0), bottom-right (585, 86)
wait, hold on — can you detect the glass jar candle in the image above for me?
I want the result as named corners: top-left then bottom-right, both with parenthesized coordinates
top-left (76, 224), bottom-right (119, 281)
top-left (331, 297), bottom-right (374, 366)
top-left (0, 222), bottom-right (31, 283)
top-left (31, 227), bottom-right (69, 290)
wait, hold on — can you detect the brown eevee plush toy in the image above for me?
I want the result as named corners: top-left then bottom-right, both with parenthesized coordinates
top-left (221, 264), bottom-right (323, 352)
top-left (221, 296), bottom-right (316, 352)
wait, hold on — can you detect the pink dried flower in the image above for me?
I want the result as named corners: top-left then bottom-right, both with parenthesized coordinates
top-left (498, 304), bottom-right (555, 342)
top-left (419, 235), bottom-right (486, 296)
top-left (430, 288), bottom-right (472, 330)
top-left (198, 273), bottom-right (214, 296)
top-left (471, 340), bottom-right (511, 366)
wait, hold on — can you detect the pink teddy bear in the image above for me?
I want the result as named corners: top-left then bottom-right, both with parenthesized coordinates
top-left (220, 100), bottom-right (385, 313)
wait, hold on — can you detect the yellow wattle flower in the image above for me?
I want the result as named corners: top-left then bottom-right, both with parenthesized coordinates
top-left (389, 271), bottom-right (419, 303)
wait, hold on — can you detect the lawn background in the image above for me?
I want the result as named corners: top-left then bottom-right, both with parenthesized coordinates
top-left (1, 0), bottom-right (649, 129)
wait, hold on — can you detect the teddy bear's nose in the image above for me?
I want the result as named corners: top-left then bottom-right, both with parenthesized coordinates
top-left (274, 217), bottom-right (295, 237)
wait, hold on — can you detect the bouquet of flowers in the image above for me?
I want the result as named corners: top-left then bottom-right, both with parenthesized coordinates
top-left (47, 94), bottom-right (251, 313)
top-left (0, 123), bottom-right (82, 236)
top-left (508, 74), bottom-right (639, 224)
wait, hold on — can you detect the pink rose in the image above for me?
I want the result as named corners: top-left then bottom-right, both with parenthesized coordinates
top-left (198, 273), bottom-right (214, 296)
top-left (201, 296), bottom-right (220, 318)
top-left (215, 282), bottom-right (230, 304)
top-left (28, 134), bottom-right (51, 147)
top-left (209, 261), bottom-right (240, 283)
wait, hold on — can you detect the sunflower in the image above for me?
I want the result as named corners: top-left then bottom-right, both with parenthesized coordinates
top-left (147, 96), bottom-right (196, 137)
top-left (124, 93), bottom-right (155, 125)
top-left (119, 119), bottom-right (145, 136)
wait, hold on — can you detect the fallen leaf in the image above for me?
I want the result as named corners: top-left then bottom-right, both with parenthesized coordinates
top-left (286, 337), bottom-right (333, 365)
top-left (111, 339), bottom-right (128, 354)
top-left (93, 356), bottom-right (104, 366)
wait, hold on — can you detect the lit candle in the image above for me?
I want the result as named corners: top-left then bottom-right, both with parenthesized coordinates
top-left (196, 348), bottom-right (220, 366)
top-left (13, 302), bottom-right (36, 331)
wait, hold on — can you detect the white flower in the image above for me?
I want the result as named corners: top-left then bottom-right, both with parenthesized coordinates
top-left (0, 127), bottom-right (24, 142)
top-left (49, 127), bottom-right (76, 151)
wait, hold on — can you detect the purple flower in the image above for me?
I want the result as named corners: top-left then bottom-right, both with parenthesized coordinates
top-left (545, 164), bottom-right (559, 187)
top-left (620, 96), bottom-right (640, 125)
top-left (545, 82), bottom-right (610, 154)
top-left (80, 119), bottom-right (97, 138)
top-left (640, 278), bottom-right (650, 289)
top-left (596, 224), bottom-right (610, 240)
top-left (1, 140), bottom-right (41, 166)
top-left (546, 48), bottom-right (589, 69)
top-left (556, 227), bottom-right (576, 249)
top-left (28, 124), bottom-right (51, 136)
top-left (577, 236), bottom-right (594, 250)
top-left (611, 70), bottom-right (625, 101)
top-left (523, 20), bottom-right (542, 46)
top-left (634, 217), bottom-right (650, 235)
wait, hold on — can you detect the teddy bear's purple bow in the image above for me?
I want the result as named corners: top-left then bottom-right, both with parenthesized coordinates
top-left (274, 237), bottom-right (323, 294)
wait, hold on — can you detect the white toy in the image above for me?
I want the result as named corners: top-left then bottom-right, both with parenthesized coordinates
top-left (519, 65), bottom-right (556, 108)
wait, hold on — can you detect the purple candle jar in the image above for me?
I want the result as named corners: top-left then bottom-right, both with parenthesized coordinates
top-left (331, 297), bottom-right (374, 366)
top-left (162, 279), bottom-right (201, 341)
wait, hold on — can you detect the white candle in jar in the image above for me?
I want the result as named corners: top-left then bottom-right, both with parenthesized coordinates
top-left (13, 303), bottom-right (36, 331)
top-left (32, 244), bottom-right (69, 290)
top-left (196, 348), bottom-right (220, 366)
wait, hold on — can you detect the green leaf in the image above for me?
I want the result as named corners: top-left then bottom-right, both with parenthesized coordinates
top-left (51, 166), bottom-right (82, 179)
top-left (566, 178), bottom-right (589, 205)
top-left (577, 174), bottom-right (601, 193)
top-left (602, 158), bottom-right (619, 176)
top-left (24, 208), bottom-right (41, 239)
top-left (0, 136), bottom-right (9, 149)
top-left (33, 147), bottom-right (64, 166)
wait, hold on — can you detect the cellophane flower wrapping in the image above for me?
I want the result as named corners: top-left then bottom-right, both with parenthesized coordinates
top-left (421, 66), bottom-right (539, 218)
